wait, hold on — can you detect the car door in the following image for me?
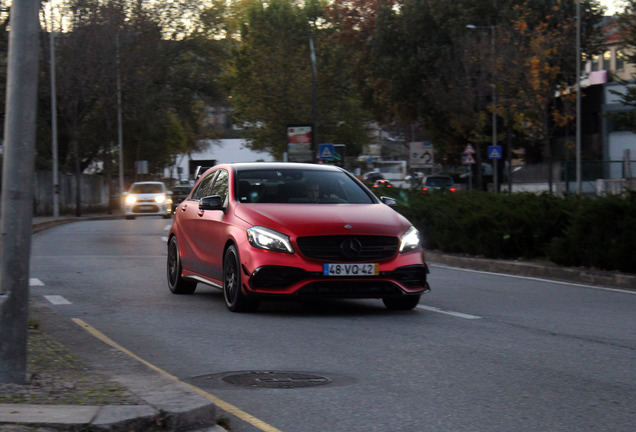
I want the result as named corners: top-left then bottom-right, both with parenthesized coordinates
top-left (190, 169), bottom-right (230, 283)
top-left (179, 170), bottom-right (217, 273)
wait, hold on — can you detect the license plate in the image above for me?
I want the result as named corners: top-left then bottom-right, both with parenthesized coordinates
top-left (138, 205), bottom-right (155, 211)
top-left (323, 263), bottom-right (379, 276)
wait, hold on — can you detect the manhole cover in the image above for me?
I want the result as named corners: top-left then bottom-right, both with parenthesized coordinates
top-left (221, 371), bottom-right (331, 388)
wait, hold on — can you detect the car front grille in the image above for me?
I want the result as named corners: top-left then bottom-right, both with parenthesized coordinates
top-left (296, 235), bottom-right (398, 261)
top-left (133, 204), bottom-right (160, 213)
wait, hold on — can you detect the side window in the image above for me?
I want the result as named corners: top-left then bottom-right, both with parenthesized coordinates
top-left (209, 169), bottom-right (229, 203)
top-left (602, 50), bottom-right (611, 71)
top-left (616, 50), bottom-right (625, 71)
top-left (192, 171), bottom-right (217, 200)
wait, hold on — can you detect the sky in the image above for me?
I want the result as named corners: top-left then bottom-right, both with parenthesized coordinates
top-left (602, 0), bottom-right (628, 15)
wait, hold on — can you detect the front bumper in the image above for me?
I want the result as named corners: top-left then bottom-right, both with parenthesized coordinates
top-left (246, 264), bottom-right (430, 299)
top-left (125, 203), bottom-right (171, 216)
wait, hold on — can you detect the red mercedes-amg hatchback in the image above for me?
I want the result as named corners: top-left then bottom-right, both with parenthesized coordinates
top-left (167, 162), bottom-right (430, 312)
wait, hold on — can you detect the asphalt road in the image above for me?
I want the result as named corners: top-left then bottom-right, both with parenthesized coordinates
top-left (29, 218), bottom-right (636, 432)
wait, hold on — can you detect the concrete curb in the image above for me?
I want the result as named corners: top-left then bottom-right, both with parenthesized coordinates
top-left (31, 213), bottom-right (125, 233)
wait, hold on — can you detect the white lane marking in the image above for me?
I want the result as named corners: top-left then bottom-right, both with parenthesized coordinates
top-left (429, 264), bottom-right (636, 295)
top-left (161, 236), bottom-right (168, 242)
top-left (30, 278), bottom-right (44, 286)
top-left (164, 224), bottom-right (171, 231)
top-left (417, 305), bottom-right (482, 320)
top-left (44, 295), bottom-right (71, 305)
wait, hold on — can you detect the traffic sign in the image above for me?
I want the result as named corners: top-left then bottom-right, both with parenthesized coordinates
top-left (488, 145), bottom-right (502, 159)
top-left (410, 142), bottom-right (434, 168)
top-left (319, 144), bottom-right (334, 160)
top-left (462, 153), bottom-right (476, 165)
top-left (464, 144), bottom-right (476, 154)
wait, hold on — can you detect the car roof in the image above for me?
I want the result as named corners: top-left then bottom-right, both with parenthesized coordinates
top-left (213, 162), bottom-right (345, 173)
top-left (131, 181), bottom-right (165, 185)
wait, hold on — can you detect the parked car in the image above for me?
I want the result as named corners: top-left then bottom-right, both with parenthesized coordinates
top-left (169, 185), bottom-right (192, 213)
top-left (421, 175), bottom-right (456, 194)
top-left (123, 181), bottom-right (171, 219)
top-left (167, 162), bottom-right (430, 312)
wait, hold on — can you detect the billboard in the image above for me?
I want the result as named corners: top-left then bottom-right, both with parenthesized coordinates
top-left (287, 125), bottom-right (314, 162)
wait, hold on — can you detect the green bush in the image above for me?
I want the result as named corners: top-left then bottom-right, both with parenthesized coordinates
top-left (374, 188), bottom-right (635, 273)
top-left (546, 192), bottom-right (636, 273)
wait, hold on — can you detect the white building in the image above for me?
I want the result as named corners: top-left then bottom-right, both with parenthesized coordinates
top-left (164, 138), bottom-right (275, 184)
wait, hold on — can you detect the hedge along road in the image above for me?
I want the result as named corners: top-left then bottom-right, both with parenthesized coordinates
top-left (28, 218), bottom-right (636, 432)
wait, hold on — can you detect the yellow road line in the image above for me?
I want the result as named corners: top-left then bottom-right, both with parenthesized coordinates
top-left (72, 318), bottom-right (283, 432)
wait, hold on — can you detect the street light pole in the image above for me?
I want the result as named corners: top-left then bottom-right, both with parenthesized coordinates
top-left (467, 24), bottom-right (498, 192)
top-left (576, 0), bottom-right (582, 194)
top-left (116, 32), bottom-right (124, 196)
top-left (489, 25), bottom-right (498, 193)
top-left (49, 4), bottom-right (59, 218)
top-left (309, 34), bottom-right (318, 163)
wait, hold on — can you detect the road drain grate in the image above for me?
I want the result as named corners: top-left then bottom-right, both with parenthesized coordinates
top-left (221, 371), bottom-right (331, 388)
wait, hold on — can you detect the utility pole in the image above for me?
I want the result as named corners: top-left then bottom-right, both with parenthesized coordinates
top-left (0, 0), bottom-right (41, 384)
top-left (309, 34), bottom-right (318, 163)
top-left (576, 0), bottom-right (582, 194)
top-left (116, 32), bottom-right (125, 196)
top-left (49, 4), bottom-right (60, 218)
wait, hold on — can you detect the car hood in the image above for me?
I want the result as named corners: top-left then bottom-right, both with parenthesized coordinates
top-left (131, 192), bottom-right (164, 198)
top-left (234, 203), bottom-right (411, 237)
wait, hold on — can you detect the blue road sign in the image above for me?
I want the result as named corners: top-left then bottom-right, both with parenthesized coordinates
top-left (319, 144), bottom-right (335, 160)
top-left (488, 145), bottom-right (502, 159)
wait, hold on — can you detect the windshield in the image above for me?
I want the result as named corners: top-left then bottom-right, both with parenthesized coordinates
top-left (237, 169), bottom-right (375, 204)
top-left (130, 183), bottom-right (164, 194)
top-left (426, 177), bottom-right (453, 187)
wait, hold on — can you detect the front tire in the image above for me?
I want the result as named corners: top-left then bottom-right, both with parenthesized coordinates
top-left (223, 245), bottom-right (258, 312)
top-left (167, 236), bottom-right (196, 294)
top-left (382, 295), bottom-right (420, 310)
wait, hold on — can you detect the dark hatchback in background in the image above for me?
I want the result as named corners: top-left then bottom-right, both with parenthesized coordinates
top-left (169, 185), bottom-right (192, 213)
top-left (167, 162), bottom-right (430, 312)
top-left (421, 175), bottom-right (456, 194)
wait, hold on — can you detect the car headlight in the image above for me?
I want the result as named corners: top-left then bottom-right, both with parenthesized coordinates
top-left (399, 226), bottom-right (421, 253)
top-left (125, 195), bottom-right (137, 205)
top-left (247, 226), bottom-right (294, 254)
top-left (155, 194), bottom-right (166, 204)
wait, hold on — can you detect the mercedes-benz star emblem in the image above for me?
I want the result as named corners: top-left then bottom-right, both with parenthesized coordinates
top-left (340, 238), bottom-right (362, 259)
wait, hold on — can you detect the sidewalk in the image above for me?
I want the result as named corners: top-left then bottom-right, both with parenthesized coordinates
top-left (1, 213), bottom-right (225, 431)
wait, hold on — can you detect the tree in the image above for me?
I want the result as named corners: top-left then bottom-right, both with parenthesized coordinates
top-left (607, 0), bottom-right (636, 131)
top-left (339, 0), bottom-right (604, 183)
top-left (34, 0), bottom-right (226, 184)
top-left (223, 0), bottom-right (369, 159)
top-left (502, 0), bottom-right (604, 191)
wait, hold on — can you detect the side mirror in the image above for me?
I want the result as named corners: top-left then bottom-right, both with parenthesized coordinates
top-left (199, 195), bottom-right (225, 211)
top-left (380, 196), bottom-right (397, 208)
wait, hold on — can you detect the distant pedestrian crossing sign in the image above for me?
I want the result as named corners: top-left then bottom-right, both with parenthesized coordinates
top-left (462, 153), bottom-right (476, 165)
top-left (319, 144), bottom-right (335, 160)
top-left (488, 145), bottom-right (502, 159)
